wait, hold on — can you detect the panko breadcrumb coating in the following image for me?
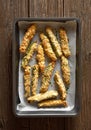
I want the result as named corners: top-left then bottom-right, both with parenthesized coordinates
top-left (54, 71), bottom-right (67, 100)
top-left (31, 65), bottom-right (39, 96)
top-left (46, 27), bottom-right (62, 57)
top-left (24, 66), bottom-right (31, 97)
top-left (59, 28), bottom-right (71, 57)
top-left (21, 42), bottom-right (37, 68)
top-left (40, 33), bottom-right (57, 61)
top-left (27, 90), bottom-right (58, 102)
top-left (38, 99), bottom-right (67, 107)
top-left (19, 24), bottom-right (36, 53)
top-left (36, 44), bottom-right (45, 72)
top-left (61, 56), bottom-right (70, 85)
top-left (40, 62), bottom-right (55, 93)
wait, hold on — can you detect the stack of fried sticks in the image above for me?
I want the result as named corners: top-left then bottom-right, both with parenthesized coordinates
top-left (19, 24), bottom-right (71, 108)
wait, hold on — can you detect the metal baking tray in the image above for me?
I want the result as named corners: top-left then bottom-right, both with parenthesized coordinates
top-left (12, 17), bottom-right (81, 117)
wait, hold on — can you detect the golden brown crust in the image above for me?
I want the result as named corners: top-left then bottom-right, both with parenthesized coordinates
top-left (27, 90), bottom-right (58, 102)
top-left (61, 56), bottom-right (70, 85)
top-left (40, 33), bottom-right (57, 61)
top-left (36, 44), bottom-right (45, 72)
top-left (40, 62), bottom-right (55, 93)
top-left (59, 28), bottom-right (71, 57)
top-left (38, 99), bottom-right (67, 107)
top-left (21, 42), bottom-right (37, 68)
top-left (31, 65), bottom-right (39, 96)
top-left (46, 27), bottom-right (62, 57)
top-left (54, 71), bottom-right (67, 100)
top-left (24, 66), bottom-right (31, 97)
top-left (19, 24), bottom-right (36, 53)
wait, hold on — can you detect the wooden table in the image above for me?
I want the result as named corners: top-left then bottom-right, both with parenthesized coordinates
top-left (0, 0), bottom-right (91, 130)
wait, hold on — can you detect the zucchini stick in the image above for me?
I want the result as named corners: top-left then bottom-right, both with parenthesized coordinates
top-left (59, 28), bottom-right (71, 57)
top-left (36, 44), bottom-right (45, 72)
top-left (38, 99), bottom-right (67, 107)
top-left (19, 24), bottom-right (36, 53)
top-left (61, 56), bottom-right (70, 85)
top-left (54, 71), bottom-right (67, 100)
top-left (31, 65), bottom-right (39, 96)
top-left (21, 42), bottom-right (37, 68)
top-left (27, 90), bottom-right (58, 102)
top-left (24, 66), bottom-right (31, 97)
top-left (46, 27), bottom-right (62, 57)
top-left (40, 33), bottom-right (57, 61)
top-left (40, 62), bottom-right (55, 93)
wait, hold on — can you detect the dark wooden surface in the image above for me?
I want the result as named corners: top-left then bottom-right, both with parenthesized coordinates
top-left (0, 0), bottom-right (91, 130)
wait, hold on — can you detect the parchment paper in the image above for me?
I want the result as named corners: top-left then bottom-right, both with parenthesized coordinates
top-left (17, 21), bottom-right (76, 111)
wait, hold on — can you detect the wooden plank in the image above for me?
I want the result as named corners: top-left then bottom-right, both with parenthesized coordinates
top-left (29, 117), bottom-right (64, 130)
top-left (0, 0), bottom-right (29, 129)
top-left (28, 0), bottom-right (64, 130)
top-left (29, 0), bottom-right (63, 17)
top-left (64, 0), bottom-right (91, 130)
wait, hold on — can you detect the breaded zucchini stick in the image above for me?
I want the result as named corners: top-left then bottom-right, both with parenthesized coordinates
top-left (24, 66), bottom-right (31, 97)
top-left (46, 27), bottom-right (62, 57)
top-left (38, 99), bottom-right (67, 107)
top-left (54, 71), bottom-right (67, 100)
top-left (36, 44), bottom-right (45, 72)
top-left (59, 28), bottom-right (71, 57)
top-left (19, 24), bottom-right (36, 53)
top-left (40, 62), bottom-right (55, 93)
top-left (40, 33), bottom-right (57, 61)
top-left (27, 90), bottom-right (58, 102)
top-left (21, 42), bottom-right (37, 68)
top-left (31, 65), bottom-right (39, 96)
top-left (61, 56), bottom-right (70, 85)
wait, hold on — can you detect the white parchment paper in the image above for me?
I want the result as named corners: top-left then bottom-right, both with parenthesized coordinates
top-left (17, 21), bottom-right (76, 111)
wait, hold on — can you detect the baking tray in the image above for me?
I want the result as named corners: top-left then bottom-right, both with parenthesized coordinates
top-left (12, 17), bottom-right (81, 117)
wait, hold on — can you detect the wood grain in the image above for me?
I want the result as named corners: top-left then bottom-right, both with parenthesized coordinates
top-left (0, 0), bottom-right (91, 129)
top-left (64, 0), bottom-right (91, 130)
top-left (0, 0), bottom-right (29, 130)
top-left (29, 0), bottom-right (63, 17)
